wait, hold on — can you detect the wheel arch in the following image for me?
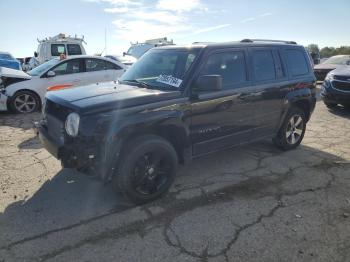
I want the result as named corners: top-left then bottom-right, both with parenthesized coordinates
top-left (291, 99), bottom-right (311, 121)
top-left (117, 123), bottom-right (190, 164)
top-left (8, 89), bottom-right (42, 111)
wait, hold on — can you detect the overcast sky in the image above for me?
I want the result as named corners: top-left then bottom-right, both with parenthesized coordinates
top-left (1, 0), bottom-right (349, 57)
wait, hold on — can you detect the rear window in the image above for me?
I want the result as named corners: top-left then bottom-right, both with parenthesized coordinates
top-left (285, 49), bottom-right (309, 76)
top-left (67, 44), bottom-right (82, 55)
top-left (51, 44), bottom-right (66, 56)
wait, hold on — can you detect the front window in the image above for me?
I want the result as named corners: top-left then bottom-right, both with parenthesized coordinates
top-left (52, 59), bottom-right (82, 75)
top-left (27, 59), bottom-right (60, 76)
top-left (200, 51), bottom-right (248, 89)
top-left (323, 56), bottom-right (350, 65)
top-left (120, 49), bottom-right (199, 91)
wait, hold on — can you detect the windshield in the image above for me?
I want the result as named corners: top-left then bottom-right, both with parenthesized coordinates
top-left (323, 56), bottom-right (350, 65)
top-left (120, 49), bottom-right (199, 91)
top-left (27, 59), bottom-right (60, 76)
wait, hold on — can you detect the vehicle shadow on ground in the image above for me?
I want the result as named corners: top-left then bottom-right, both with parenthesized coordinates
top-left (18, 136), bottom-right (42, 149)
top-left (327, 105), bottom-right (350, 119)
top-left (0, 111), bottom-right (41, 130)
top-left (0, 142), bottom-right (346, 248)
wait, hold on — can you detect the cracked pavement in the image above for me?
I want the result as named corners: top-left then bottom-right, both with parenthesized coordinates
top-left (0, 98), bottom-right (350, 262)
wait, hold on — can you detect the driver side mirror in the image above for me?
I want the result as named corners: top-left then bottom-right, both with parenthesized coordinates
top-left (46, 71), bottom-right (56, 78)
top-left (34, 52), bottom-right (38, 58)
top-left (194, 75), bottom-right (222, 93)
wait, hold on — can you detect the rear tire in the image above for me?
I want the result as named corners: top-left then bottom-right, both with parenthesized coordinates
top-left (112, 135), bottom-right (178, 204)
top-left (273, 107), bottom-right (306, 151)
top-left (10, 90), bottom-right (41, 114)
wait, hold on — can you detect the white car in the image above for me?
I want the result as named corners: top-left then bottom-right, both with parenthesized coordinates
top-left (3, 55), bottom-right (126, 113)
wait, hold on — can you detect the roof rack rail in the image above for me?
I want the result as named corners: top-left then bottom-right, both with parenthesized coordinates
top-left (240, 39), bottom-right (297, 44)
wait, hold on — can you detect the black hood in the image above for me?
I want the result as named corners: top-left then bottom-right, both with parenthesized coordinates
top-left (46, 81), bottom-right (182, 114)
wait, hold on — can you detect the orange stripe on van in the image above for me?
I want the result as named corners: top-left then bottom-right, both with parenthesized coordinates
top-left (47, 84), bottom-right (74, 91)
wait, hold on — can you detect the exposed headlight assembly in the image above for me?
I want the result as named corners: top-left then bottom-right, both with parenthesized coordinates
top-left (65, 112), bottom-right (80, 137)
top-left (325, 72), bottom-right (334, 81)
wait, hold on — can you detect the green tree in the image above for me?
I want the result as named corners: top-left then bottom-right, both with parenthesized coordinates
top-left (307, 44), bottom-right (320, 54)
top-left (320, 46), bottom-right (350, 58)
top-left (320, 47), bottom-right (336, 58)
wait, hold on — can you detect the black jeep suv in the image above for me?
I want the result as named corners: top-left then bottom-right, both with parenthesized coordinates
top-left (37, 39), bottom-right (316, 203)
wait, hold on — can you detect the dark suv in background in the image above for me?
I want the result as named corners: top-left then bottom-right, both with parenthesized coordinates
top-left (37, 39), bottom-right (316, 204)
top-left (321, 66), bottom-right (350, 109)
top-left (314, 55), bottom-right (350, 81)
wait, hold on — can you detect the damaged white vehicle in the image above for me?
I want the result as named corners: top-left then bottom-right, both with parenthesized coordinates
top-left (1, 56), bottom-right (126, 113)
top-left (0, 67), bottom-right (31, 111)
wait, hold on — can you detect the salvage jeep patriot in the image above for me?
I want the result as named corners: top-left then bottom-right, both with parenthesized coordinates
top-left (37, 39), bottom-right (317, 204)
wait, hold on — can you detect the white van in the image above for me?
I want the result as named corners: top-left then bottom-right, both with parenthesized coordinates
top-left (34, 33), bottom-right (86, 64)
top-left (124, 37), bottom-right (174, 59)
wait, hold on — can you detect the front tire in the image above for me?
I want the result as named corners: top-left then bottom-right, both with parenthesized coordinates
top-left (112, 135), bottom-right (178, 204)
top-left (10, 90), bottom-right (40, 113)
top-left (273, 107), bottom-right (306, 151)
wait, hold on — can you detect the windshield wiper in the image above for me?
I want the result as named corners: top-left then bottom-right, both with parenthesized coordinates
top-left (121, 79), bottom-right (151, 89)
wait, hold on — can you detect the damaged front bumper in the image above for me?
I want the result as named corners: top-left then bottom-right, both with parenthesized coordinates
top-left (35, 120), bottom-right (115, 181)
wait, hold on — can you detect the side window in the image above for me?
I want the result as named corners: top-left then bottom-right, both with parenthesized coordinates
top-left (51, 44), bottom-right (66, 56)
top-left (86, 59), bottom-right (107, 72)
top-left (200, 51), bottom-right (247, 89)
top-left (252, 50), bottom-right (276, 81)
top-left (285, 49), bottom-right (309, 76)
top-left (52, 59), bottom-right (82, 76)
top-left (67, 44), bottom-right (82, 55)
top-left (105, 61), bottom-right (122, 70)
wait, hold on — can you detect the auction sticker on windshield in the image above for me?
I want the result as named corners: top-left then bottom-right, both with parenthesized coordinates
top-left (156, 75), bottom-right (183, 88)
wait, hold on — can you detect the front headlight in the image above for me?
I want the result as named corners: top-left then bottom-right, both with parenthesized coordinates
top-left (65, 112), bottom-right (80, 137)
